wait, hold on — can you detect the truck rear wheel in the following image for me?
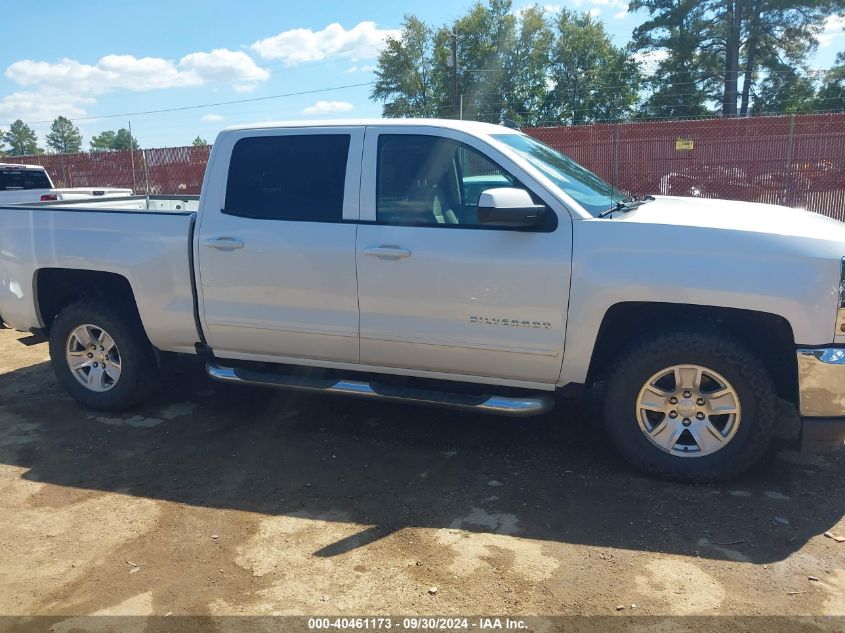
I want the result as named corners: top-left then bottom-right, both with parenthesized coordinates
top-left (602, 329), bottom-right (777, 482)
top-left (48, 300), bottom-right (159, 411)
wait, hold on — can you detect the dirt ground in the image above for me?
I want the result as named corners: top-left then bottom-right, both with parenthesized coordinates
top-left (1, 326), bottom-right (844, 630)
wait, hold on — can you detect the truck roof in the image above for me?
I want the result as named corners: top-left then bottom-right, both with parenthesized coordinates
top-left (222, 118), bottom-right (518, 136)
top-left (0, 162), bottom-right (45, 170)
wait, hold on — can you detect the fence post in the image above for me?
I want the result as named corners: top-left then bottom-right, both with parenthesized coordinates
top-left (782, 114), bottom-right (796, 207)
top-left (612, 122), bottom-right (621, 193)
top-left (143, 149), bottom-right (151, 195)
top-left (60, 153), bottom-right (68, 188)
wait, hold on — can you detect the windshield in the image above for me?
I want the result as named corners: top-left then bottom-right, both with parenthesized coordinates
top-left (492, 133), bottom-right (625, 216)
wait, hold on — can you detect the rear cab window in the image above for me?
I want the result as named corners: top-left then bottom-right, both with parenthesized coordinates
top-left (224, 134), bottom-right (350, 221)
top-left (0, 168), bottom-right (52, 190)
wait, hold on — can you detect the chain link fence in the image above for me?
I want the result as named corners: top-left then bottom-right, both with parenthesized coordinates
top-left (12, 145), bottom-right (211, 195)
top-left (526, 113), bottom-right (845, 220)
top-left (8, 113), bottom-right (845, 220)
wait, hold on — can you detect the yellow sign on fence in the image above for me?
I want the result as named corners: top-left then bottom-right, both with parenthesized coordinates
top-left (675, 138), bottom-right (695, 150)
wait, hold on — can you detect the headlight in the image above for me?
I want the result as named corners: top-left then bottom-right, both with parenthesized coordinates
top-left (837, 257), bottom-right (845, 335)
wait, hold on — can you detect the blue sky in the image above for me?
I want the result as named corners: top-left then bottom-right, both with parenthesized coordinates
top-left (1, 0), bottom-right (843, 149)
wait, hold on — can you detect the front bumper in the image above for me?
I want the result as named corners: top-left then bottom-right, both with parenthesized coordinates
top-left (797, 347), bottom-right (845, 451)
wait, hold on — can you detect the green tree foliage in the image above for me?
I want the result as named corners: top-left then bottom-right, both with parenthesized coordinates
top-left (447, 0), bottom-right (519, 121)
top-left (816, 51), bottom-right (845, 112)
top-left (0, 129), bottom-right (6, 156)
top-left (372, 0), bottom-right (640, 124)
top-left (89, 131), bottom-right (117, 151)
top-left (113, 128), bottom-right (138, 150)
top-left (751, 64), bottom-right (818, 113)
top-left (192, 136), bottom-right (208, 146)
top-left (631, 0), bottom-right (721, 118)
top-left (2, 119), bottom-right (42, 155)
top-left (372, 16), bottom-right (447, 117)
top-left (631, 0), bottom-right (842, 117)
top-left (499, 6), bottom-right (555, 124)
top-left (90, 128), bottom-right (138, 151)
top-left (46, 116), bottom-right (83, 154)
top-left (547, 9), bottom-right (641, 124)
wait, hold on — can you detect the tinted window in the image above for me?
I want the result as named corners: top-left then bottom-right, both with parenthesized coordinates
top-left (225, 134), bottom-right (350, 221)
top-left (376, 135), bottom-right (546, 229)
top-left (0, 168), bottom-right (51, 191)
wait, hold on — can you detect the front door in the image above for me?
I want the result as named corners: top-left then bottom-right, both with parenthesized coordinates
top-left (197, 127), bottom-right (363, 363)
top-left (355, 127), bottom-right (572, 384)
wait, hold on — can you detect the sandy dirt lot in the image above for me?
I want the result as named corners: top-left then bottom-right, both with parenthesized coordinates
top-left (1, 327), bottom-right (844, 630)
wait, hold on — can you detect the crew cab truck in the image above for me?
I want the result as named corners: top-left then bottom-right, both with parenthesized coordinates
top-left (1, 119), bottom-right (844, 482)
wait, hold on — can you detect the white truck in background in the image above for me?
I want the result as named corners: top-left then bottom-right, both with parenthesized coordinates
top-left (0, 162), bottom-right (131, 204)
top-left (1, 118), bottom-right (845, 482)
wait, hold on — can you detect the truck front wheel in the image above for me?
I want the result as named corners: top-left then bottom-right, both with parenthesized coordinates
top-left (48, 300), bottom-right (160, 411)
top-left (603, 330), bottom-right (777, 482)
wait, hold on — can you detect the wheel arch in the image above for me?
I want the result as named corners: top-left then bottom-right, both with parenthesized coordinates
top-left (586, 302), bottom-right (798, 404)
top-left (34, 268), bottom-right (142, 332)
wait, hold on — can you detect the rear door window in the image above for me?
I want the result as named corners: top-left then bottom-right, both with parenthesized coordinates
top-left (224, 134), bottom-right (350, 222)
top-left (0, 168), bottom-right (51, 190)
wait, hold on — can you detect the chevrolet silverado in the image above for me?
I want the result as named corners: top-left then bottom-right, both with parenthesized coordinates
top-left (1, 119), bottom-right (843, 481)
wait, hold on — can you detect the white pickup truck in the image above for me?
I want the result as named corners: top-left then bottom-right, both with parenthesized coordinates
top-left (0, 162), bottom-right (131, 204)
top-left (1, 119), bottom-right (844, 481)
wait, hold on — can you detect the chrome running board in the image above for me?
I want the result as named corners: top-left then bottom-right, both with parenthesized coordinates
top-left (206, 361), bottom-right (554, 417)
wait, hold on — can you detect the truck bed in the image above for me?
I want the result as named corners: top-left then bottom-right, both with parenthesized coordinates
top-left (0, 201), bottom-right (200, 353)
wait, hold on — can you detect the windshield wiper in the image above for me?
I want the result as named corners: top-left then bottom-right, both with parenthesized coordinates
top-left (597, 195), bottom-right (654, 218)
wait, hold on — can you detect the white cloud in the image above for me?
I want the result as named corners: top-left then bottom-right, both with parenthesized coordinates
top-left (301, 100), bottom-right (354, 114)
top-left (633, 49), bottom-right (670, 74)
top-left (818, 15), bottom-right (845, 47)
top-left (6, 49), bottom-right (269, 95)
top-left (1, 48), bottom-right (269, 125)
top-left (513, 4), bottom-right (561, 16)
top-left (201, 113), bottom-right (225, 122)
top-left (588, 7), bottom-right (602, 17)
top-left (346, 64), bottom-right (376, 73)
top-left (0, 90), bottom-right (92, 127)
top-left (251, 21), bottom-right (400, 65)
top-left (614, 10), bottom-right (629, 19)
top-left (179, 49), bottom-right (269, 91)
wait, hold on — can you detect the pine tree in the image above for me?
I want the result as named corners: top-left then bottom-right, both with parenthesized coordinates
top-left (3, 120), bottom-right (42, 155)
top-left (46, 116), bottom-right (83, 154)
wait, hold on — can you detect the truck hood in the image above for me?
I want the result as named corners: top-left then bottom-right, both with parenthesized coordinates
top-left (619, 195), bottom-right (845, 242)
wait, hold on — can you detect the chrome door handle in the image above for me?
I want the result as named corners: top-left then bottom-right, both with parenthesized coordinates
top-left (204, 237), bottom-right (244, 251)
top-left (364, 245), bottom-right (411, 259)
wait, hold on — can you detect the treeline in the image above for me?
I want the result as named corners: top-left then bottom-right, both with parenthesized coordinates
top-left (371, 0), bottom-right (845, 124)
top-left (0, 117), bottom-right (142, 157)
top-left (0, 119), bottom-right (210, 157)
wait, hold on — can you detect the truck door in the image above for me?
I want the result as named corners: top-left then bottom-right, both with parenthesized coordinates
top-left (355, 127), bottom-right (572, 384)
top-left (196, 127), bottom-right (363, 363)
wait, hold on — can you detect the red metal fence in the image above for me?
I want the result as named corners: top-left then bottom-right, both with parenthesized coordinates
top-left (13, 145), bottom-right (211, 196)
top-left (526, 113), bottom-right (845, 221)
top-left (9, 113), bottom-right (845, 220)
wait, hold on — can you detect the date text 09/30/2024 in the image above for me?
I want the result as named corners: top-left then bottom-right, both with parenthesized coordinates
top-left (307, 617), bottom-right (529, 630)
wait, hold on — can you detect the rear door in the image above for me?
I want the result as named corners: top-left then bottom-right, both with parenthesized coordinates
top-left (355, 126), bottom-right (572, 384)
top-left (196, 127), bottom-right (363, 363)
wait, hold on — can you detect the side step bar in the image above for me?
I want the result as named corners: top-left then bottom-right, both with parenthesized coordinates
top-left (206, 361), bottom-right (554, 417)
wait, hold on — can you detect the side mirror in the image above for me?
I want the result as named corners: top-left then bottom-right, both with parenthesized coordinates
top-left (477, 188), bottom-right (546, 227)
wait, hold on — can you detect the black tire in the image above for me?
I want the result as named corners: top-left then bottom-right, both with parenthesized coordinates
top-left (603, 329), bottom-right (777, 482)
top-left (48, 300), bottom-right (160, 411)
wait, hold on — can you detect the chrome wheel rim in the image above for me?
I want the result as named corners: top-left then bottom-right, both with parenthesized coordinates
top-left (635, 364), bottom-right (741, 458)
top-left (66, 324), bottom-right (122, 392)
